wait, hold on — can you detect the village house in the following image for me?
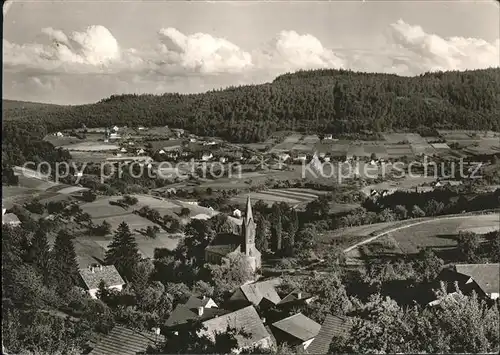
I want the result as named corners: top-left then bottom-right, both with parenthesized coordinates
top-left (79, 264), bottom-right (125, 299)
top-left (198, 305), bottom-right (274, 353)
top-left (296, 153), bottom-right (307, 162)
top-left (306, 315), bottom-right (353, 354)
top-left (277, 152), bottom-right (290, 162)
top-left (270, 313), bottom-right (321, 352)
top-left (228, 278), bottom-right (282, 308)
top-left (55, 131), bottom-right (64, 137)
top-left (120, 147), bottom-right (127, 153)
top-left (2, 205), bottom-right (21, 227)
top-left (109, 132), bottom-right (120, 140)
top-left (434, 263), bottom-right (500, 301)
top-left (324, 134), bottom-right (333, 140)
top-left (205, 197), bottom-right (262, 272)
top-left (277, 290), bottom-right (317, 309)
top-left (136, 148), bottom-right (146, 155)
top-left (165, 295), bottom-right (227, 330)
top-left (202, 152), bottom-right (213, 161)
top-left (220, 156), bottom-right (228, 163)
top-left (112, 125), bottom-right (119, 132)
top-left (88, 325), bottom-right (165, 355)
top-left (233, 208), bottom-right (242, 218)
top-left (137, 126), bottom-right (146, 131)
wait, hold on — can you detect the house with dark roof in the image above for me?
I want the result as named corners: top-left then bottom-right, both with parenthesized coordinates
top-left (432, 263), bottom-right (500, 302)
top-left (228, 278), bottom-right (282, 308)
top-left (79, 264), bottom-right (125, 299)
top-left (205, 196), bottom-right (261, 272)
top-left (453, 264), bottom-right (499, 300)
top-left (277, 290), bottom-right (317, 309)
top-left (88, 325), bottom-right (164, 355)
top-left (199, 305), bottom-right (274, 353)
top-left (270, 313), bottom-right (321, 352)
top-left (306, 315), bottom-right (353, 354)
top-left (165, 296), bottom-right (227, 330)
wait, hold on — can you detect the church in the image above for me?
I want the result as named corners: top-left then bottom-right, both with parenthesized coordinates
top-left (204, 196), bottom-right (262, 272)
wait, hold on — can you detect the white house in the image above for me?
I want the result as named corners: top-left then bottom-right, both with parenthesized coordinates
top-left (158, 149), bottom-right (166, 155)
top-left (233, 209), bottom-right (242, 218)
top-left (324, 134), bottom-right (333, 140)
top-left (2, 207), bottom-right (21, 227)
top-left (79, 264), bottom-right (125, 299)
top-left (278, 153), bottom-right (290, 162)
top-left (120, 147), bottom-right (127, 153)
top-left (220, 157), bottom-right (228, 163)
top-left (190, 138), bottom-right (197, 143)
top-left (137, 148), bottom-right (146, 155)
top-left (296, 154), bottom-right (307, 162)
top-left (55, 132), bottom-right (64, 137)
top-left (138, 126), bottom-right (146, 131)
top-left (109, 133), bottom-right (120, 139)
top-left (202, 152), bottom-right (213, 161)
top-left (112, 125), bottom-right (119, 132)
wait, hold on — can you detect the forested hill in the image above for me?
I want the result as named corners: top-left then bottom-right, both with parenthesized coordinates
top-left (3, 68), bottom-right (500, 145)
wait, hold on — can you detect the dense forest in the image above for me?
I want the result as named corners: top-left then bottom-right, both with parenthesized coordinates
top-left (4, 69), bottom-right (500, 147)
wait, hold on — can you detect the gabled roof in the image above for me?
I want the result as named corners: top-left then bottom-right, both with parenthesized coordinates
top-left (184, 295), bottom-right (215, 309)
top-left (271, 313), bottom-right (321, 342)
top-left (205, 233), bottom-right (242, 256)
top-left (201, 305), bottom-right (271, 350)
top-left (306, 315), bottom-right (353, 354)
top-left (89, 326), bottom-right (164, 355)
top-left (165, 304), bottom-right (228, 328)
top-left (79, 265), bottom-right (125, 290)
top-left (278, 290), bottom-right (314, 306)
top-left (239, 278), bottom-right (282, 305)
top-left (454, 263), bottom-right (500, 295)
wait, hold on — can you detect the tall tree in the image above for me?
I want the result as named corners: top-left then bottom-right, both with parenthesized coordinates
top-left (50, 230), bottom-right (80, 293)
top-left (105, 222), bottom-right (141, 281)
top-left (26, 230), bottom-right (51, 283)
top-left (271, 203), bottom-right (283, 252)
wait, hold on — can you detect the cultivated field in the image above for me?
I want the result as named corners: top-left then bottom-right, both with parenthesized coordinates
top-left (61, 142), bottom-right (119, 151)
top-left (231, 188), bottom-right (327, 207)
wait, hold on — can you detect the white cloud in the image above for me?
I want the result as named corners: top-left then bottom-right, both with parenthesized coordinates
top-left (255, 30), bottom-right (345, 72)
top-left (388, 19), bottom-right (499, 74)
top-left (156, 27), bottom-right (253, 74)
top-left (3, 20), bottom-right (499, 104)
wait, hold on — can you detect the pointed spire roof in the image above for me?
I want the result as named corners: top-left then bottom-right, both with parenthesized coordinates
top-left (245, 196), bottom-right (253, 223)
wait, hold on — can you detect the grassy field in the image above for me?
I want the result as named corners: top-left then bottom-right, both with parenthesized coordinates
top-left (348, 214), bottom-right (500, 260)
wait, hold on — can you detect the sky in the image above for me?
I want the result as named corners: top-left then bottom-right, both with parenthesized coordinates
top-left (3, 0), bottom-right (500, 105)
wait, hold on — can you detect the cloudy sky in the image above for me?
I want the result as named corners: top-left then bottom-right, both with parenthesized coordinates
top-left (3, 0), bottom-right (499, 105)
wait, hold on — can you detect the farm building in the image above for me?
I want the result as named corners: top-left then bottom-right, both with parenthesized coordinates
top-left (434, 264), bottom-right (499, 300)
top-left (270, 313), bottom-right (321, 352)
top-left (79, 264), bottom-right (125, 299)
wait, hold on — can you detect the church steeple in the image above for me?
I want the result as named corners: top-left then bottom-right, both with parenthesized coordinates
top-left (241, 196), bottom-right (256, 255)
top-left (245, 195), bottom-right (253, 224)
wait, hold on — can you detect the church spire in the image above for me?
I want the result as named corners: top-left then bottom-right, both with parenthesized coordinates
top-left (245, 195), bottom-right (253, 223)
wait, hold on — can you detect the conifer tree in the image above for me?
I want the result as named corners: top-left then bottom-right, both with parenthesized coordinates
top-left (105, 222), bottom-right (141, 281)
top-left (28, 230), bottom-right (51, 283)
top-left (50, 230), bottom-right (79, 293)
top-left (271, 203), bottom-right (283, 252)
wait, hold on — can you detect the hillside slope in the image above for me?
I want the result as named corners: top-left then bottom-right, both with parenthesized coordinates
top-left (3, 68), bottom-right (500, 148)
